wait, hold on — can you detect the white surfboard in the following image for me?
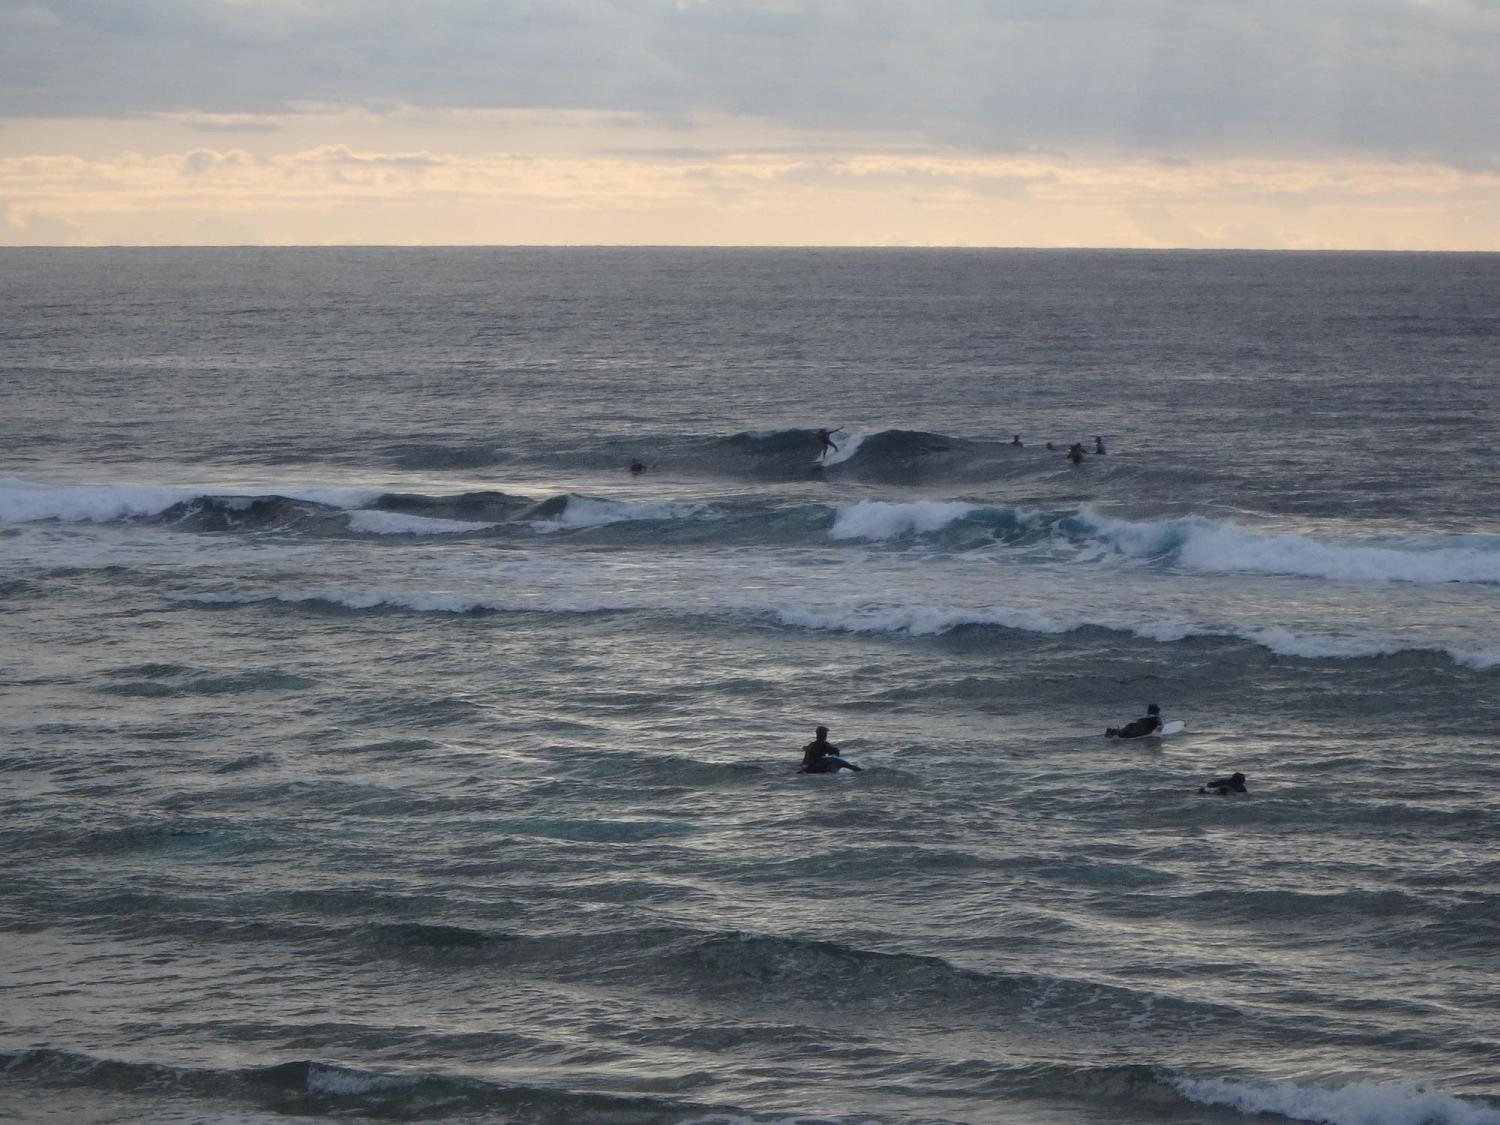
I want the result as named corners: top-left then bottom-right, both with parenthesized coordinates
top-left (1156, 720), bottom-right (1186, 736)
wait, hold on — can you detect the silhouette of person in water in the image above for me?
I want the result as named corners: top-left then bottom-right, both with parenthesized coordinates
top-left (816, 428), bottom-right (842, 460)
top-left (1011, 434), bottom-right (1024, 447)
top-left (629, 459), bottom-right (646, 475)
top-left (1199, 771), bottom-right (1247, 795)
top-left (800, 725), bottom-right (861, 773)
top-left (1067, 443), bottom-right (1085, 465)
top-left (1045, 442), bottom-right (1056, 451)
top-left (1106, 703), bottom-right (1162, 739)
top-left (1094, 435), bottom-right (1106, 455)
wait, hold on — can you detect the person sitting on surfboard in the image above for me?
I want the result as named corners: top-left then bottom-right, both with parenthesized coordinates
top-left (1199, 771), bottom-right (1247, 795)
top-left (1106, 703), bottom-right (1162, 739)
top-left (815, 428), bottom-right (842, 460)
top-left (800, 725), bottom-right (861, 773)
top-left (1011, 434), bottom-right (1023, 446)
top-left (1094, 435), bottom-right (1107, 455)
top-left (1067, 443), bottom-right (1085, 464)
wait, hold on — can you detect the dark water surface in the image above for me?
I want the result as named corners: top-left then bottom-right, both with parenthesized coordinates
top-left (2, 248), bottom-right (1498, 1124)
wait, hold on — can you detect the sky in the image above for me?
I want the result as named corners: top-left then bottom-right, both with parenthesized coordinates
top-left (2, 0), bottom-right (1499, 248)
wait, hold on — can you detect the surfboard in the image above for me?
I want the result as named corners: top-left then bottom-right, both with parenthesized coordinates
top-left (1155, 720), bottom-right (1186, 736)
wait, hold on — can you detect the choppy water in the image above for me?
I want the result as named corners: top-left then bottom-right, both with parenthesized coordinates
top-left (2, 248), bottom-right (1498, 1125)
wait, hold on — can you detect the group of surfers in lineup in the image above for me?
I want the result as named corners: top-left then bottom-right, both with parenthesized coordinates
top-left (800, 708), bottom-right (1248, 796)
top-left (627, 430), bottom-right (1109, 472)
top-left (815, 428), bottom-right (1108, 463)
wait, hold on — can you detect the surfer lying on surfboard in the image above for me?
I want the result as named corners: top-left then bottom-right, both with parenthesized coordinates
top-left (1106, 703), bottom-right (1163, 738)
top-left (800, 725), bottom-right (861, 773)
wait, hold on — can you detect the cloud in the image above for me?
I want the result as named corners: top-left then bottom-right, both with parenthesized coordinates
top-left (1, 1), bottom-right (1497, 163)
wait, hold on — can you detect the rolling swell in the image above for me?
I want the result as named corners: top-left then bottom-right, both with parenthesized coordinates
top-left (8, 476), bottom-right (1497, 590)
top-left (0, 1048), bottom-right (723, 1122)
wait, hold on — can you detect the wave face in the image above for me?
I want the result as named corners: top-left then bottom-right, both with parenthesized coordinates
top-left (5, 248), bottom-right (1500, 1125)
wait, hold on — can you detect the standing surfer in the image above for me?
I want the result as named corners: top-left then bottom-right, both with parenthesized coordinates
top-left (816, 428), bottom-right (842, 460)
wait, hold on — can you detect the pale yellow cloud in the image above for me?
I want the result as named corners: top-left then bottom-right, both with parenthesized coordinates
top-left (3, 111), bottom-right (1499, 248)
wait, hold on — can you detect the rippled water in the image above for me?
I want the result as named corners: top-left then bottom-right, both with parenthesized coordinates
top-left (2, 248), bottom-right (1498, 1124)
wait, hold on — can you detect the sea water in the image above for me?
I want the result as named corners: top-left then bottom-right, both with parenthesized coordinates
top-left (1, 247), bottom-right (1497, 1124)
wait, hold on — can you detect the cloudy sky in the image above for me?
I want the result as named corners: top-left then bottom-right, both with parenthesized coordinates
top-left (3, 0), bottom-right (1498, 247)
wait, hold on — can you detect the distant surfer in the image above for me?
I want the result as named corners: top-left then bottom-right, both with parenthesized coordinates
top-left (629, 459), bottom-right (646, 475)
top-left (1067, 443), bottom-right (1085, 465)
top-left (1045, 441), bottom-right (1056, 451)
top-left (800, 725), bottom-right (861, 773)
top-left (816, 428), bottom-right (842, 460)
top-left (1011, 434), bottom-right (1023, 447)
top-left (1106, 703), bottom-right (1162, 739)
top-left (1094, 435), bottom-right (1106, 455)
top-left (1199, 771), bottom-right (1247, 795)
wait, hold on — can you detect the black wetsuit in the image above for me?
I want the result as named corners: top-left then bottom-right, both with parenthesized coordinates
top-left (1199, 774), bottom-right (1247, 795)
top-left (1108, 713), bottom-right (1162, 738)
top-left (1068, 445), bottom-right (1084, 464)
top-left (802, 738), bottom-right (859, 773)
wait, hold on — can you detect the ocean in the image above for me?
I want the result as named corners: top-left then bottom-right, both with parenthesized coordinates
top-left (1, 247), bottom-right (1497, 1125)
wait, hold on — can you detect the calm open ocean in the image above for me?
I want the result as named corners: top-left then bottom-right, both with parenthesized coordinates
top-left (2, 247), bottom-right (1498, 1124)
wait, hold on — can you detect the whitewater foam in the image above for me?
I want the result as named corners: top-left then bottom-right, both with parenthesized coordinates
top-left (529, 496), bottom-right (714, 532)
top-left (1079, 510), bottom-right (1500, 585)
top-left (1170, 1075), bottom-right (1500, 1125)
top-left (0, 478), bottom-right (381, 524)
top-left (345, 510), bottom-right (494, 535)
top-left (829, 500), bottom-right (976, 541)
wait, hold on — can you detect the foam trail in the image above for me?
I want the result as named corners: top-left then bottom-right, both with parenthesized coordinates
top-left (829, 500), bottom-right (975, 541)
top-left (1169, 1075), bottom-right (1500, 1125)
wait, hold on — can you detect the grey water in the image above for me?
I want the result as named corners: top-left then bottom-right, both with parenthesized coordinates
top-left (1, 247), bottom-right (1498, 1125)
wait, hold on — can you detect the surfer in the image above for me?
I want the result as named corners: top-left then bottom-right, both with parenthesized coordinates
top-left (815, 428), bottom-right (843, 460)
top-left (629, 459), bottom-right (646, 475)
top-left (1045, 441), bottom-right (1056, 451)
top-left (1199, 771), bottom-right (1247, 795)
top-left (1094, 435), bottom-right (1106, 455)
top-left (800, 725), bottom-right (861, 773)
top-left (1011, 434), bottom-right (1024, 447)
top-left (1106, 703), bottom-right (1162, 739)
top-left (1067, 443), bottom-right (1085, 465)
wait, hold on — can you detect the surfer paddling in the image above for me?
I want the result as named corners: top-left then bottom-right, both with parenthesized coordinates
top-left (800, 725), bottom-right (861, 773)
top-left (1106, 703), bottom-right (1163, 739)
top-left (1199, 771), bottom-right (1247, 795)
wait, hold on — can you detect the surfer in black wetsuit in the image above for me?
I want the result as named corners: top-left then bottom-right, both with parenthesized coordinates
top-left (1067, 443), bottom-right (1085, 465)
top-left (1106, 703), bottom-right (1162, 739)
top-left (800, 725), bottom-right (861, 773)
top-left (629, 459), bottom-right (646, 475)
top-left (816, 428), bottom-right (842, 460)
top-left (1011, 434), bottom-right (1023, 447)
top-left (1094, 435), bottom-right (1106, 455)
top-left (1199, 771), bottom-right (1247, 795)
